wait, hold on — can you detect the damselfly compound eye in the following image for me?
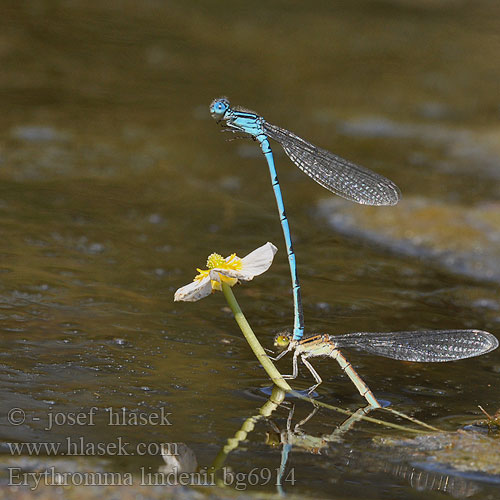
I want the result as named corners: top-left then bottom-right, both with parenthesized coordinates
top-left (274, 333), bottom-right (292, 349)
top-left (209, 97), bottom-right (230, 118)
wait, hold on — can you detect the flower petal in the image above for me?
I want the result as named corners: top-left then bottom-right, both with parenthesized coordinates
top-left (240, 242), bottom-right (277, 278)
top-left (174, 275), bottom-right (213, 302)
top-left (211, 242), bottom-right (277, 281)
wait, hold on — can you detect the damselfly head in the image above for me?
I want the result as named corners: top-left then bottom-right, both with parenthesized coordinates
top-left (210, 97), bottom-right (230, 120)
top-left (274, 332), bottom-right (292, 349)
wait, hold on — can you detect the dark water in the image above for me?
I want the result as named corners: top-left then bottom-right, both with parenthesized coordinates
top-left (1, 1), bottom-right (499, 498)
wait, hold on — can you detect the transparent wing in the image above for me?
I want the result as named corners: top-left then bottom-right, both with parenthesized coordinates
top-left (264, 121), bottom-right (401, 206)
top-left (332, 329), bottom-right (498, 362)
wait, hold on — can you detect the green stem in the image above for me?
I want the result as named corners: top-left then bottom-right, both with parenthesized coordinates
top-left (221, 282), bottom-right (292, 391)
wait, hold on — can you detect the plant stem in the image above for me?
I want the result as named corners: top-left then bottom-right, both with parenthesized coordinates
top-left (221, 282), bottom-right (292, 391)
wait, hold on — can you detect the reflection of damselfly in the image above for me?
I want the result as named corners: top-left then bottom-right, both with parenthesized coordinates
top-left (268, 403), bottom-right (374, 496)
top-left (274, 329), bottom-right (499, 408)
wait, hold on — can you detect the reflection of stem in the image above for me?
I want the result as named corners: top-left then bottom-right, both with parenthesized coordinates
top-left (222, 282), bottom-right (291, 391)
top-left (211, 386), bottom-right (286, 472)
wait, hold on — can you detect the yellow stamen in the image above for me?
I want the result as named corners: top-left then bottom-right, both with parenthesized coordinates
top-left (194, 268), bottom-right (210, 281)
top-left (193, 251), bottom-right (243, 290)
top-left (206, 253), bottom-right (226, 269)
top-left (224, 253), bottom-right (243, 271)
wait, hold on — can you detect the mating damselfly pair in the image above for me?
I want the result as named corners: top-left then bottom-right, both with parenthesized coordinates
top-left (210, 97), bottom-right (498, 406)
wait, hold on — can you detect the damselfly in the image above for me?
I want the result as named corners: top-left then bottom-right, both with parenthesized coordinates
top-left (210, 97), bottom-right (400, 341)
top-left (274, 329), bottom-right (498, 408)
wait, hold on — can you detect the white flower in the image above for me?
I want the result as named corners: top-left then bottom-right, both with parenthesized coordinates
top-left (174, 242), bottom-right (278, 302)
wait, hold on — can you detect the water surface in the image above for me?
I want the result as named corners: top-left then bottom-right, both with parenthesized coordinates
top-left (0, 1), bottom-right (499, 498)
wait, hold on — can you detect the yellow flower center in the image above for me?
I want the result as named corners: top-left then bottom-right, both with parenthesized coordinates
top-left (206, 253), bottom-right (226, 269)
top-left (194, 252), bottom-right (243, 291)
top-left (207, 252), bottom-right (243, 271)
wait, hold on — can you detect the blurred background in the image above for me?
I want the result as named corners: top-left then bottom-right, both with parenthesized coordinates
top-left (0, 1), bottom-right (499, 498)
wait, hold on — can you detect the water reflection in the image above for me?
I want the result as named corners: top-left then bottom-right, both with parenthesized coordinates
top-left (210, 393), bottom-right (499, 497)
